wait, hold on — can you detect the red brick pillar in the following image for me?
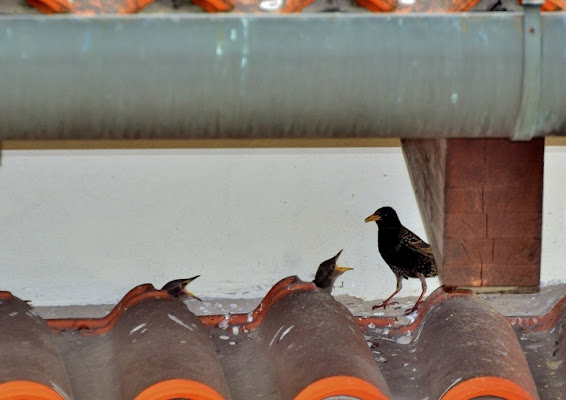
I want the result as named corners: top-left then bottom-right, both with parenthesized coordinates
top-left (401, 138), bottom-right (543, 290)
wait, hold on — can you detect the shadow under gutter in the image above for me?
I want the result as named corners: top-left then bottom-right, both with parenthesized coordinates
top-left (0, 12), bottom-right (565, 140)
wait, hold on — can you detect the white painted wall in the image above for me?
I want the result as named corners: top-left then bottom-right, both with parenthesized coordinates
top-left (540, 146), bottom-right (566, 285)
top-left (0, 146), bottom-right (564, 306)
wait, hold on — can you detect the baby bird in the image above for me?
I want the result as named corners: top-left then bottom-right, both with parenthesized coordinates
top-left (365, 206), bottom-right (437, 314)
top-left (313, 250), bottom-right (353, 293)
top-left (161, 275), bottom-right (202, 301)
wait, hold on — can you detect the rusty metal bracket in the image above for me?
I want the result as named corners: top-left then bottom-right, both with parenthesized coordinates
top-left (513, 1), bottom-right (544, 141)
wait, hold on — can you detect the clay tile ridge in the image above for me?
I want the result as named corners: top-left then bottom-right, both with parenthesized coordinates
top-left (40, 276), bottom-right (391, 400)
top-left (1, 279), bottom-right (549, 400)
top-left (47, 284), bottom-right (171, 335)
top-left (1, 286), bottom-right (230, 400)
top-left (358, 285), bottom-right (474, 335)
top-left (47, 275), bottom-right (326, 334)
top-left (200, 275), bottom-right (316, 330)
top-left (27, 0), bottom-right (156, 14)
top-left (361, 286), bottom-right (540, 400)
top-left (0, 293), bottom-right (74, 400)
top-left (508, 290), bottom-right (566, 333)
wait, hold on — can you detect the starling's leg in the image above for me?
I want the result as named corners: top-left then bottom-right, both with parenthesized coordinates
top-left (372, 273), bottom-right (402, 310)
top-left (405, 273), bottom-right (427, 315)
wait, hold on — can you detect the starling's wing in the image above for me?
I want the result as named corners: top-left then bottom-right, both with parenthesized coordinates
top-left (400, 227), bottom-right (435, 259)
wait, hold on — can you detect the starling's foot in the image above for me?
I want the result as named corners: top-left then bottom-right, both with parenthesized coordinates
top-left (404, 305), bottom-right (420, 315)
top-left (372, 301), bottom-right (398, 311)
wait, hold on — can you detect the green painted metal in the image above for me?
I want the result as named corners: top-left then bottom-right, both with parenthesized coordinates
top-left (0, 13), bottom-right (564, 139)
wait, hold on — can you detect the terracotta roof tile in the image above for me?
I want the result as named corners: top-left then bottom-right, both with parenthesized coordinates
top-left (0, 293), bottom-right (72, 399)
top-left (1, 281), bottom-right (565, 399)
top-left (26, 0), bottom-right (156, 14)
top-left (361, 288), bottom-right (539, 400)
top-left (509, 294), bottom-right (566, 400)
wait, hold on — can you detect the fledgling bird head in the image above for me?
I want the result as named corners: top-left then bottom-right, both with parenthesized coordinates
top-left (161, 275), bottom-right (202, 301)
top-left (313, 250), bottom-right (354, 293)
top-left (364, 206), bottom-right (402, 227)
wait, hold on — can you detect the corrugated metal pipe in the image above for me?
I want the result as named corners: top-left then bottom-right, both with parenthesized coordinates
top-left (0, 12), bottom-right (565, 140)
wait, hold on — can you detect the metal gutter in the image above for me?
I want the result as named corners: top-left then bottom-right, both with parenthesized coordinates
top-left (0, 13), bottom-right (565, 140)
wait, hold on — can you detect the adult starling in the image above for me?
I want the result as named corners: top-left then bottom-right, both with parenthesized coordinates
top-left (161, 275), bottom-right (202, 301)
top-left (365, 206), bottom-right (437, 314)
top-left (313, 250), bottom-right (353, 293)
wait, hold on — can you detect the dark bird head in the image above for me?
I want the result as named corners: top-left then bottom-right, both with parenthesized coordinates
top-left (161, 275), bottom-right (202, 301)
top-left (364, 206), bottom-right (402, 227)
top-left (313, 250), bottom-right (353, 293)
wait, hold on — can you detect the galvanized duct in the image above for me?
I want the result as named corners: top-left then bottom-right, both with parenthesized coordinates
top-left (0, 12), bottom-right (564, 140)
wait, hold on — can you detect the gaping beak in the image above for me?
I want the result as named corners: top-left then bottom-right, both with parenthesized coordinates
top-left (182, 275), bottom-right (202, 301)
top-left (332, 250), bottom-right (352, 273)
top-left (182, 289), bottom-right (202, 302)
top-left (364, 214), bottom-right (381, 222)
top-left (335, 265), bottom-right (354, 273)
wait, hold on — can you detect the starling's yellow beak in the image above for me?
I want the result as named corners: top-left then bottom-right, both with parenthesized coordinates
top-left (182, 289), bottom-right (202, 302)
top-left (335, 265), bottom-right (354, 273)
top-left (182, 275), bottom-right (202, 301)
top-left (365, 214), bottom-right (381, 222)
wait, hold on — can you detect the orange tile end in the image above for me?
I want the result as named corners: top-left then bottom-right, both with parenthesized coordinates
top-left (442, 376), bottom-right (537, 400)
top-left (0, 380), bottom-right (66, 400)
top-left (135, 378), bottom-right (226, 400)
top-left (295, 376), bottom-right (390, 400)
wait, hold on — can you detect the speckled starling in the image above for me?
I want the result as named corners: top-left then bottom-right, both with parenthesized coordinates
top-left (161, 275), bottom-right (202, 301)
top-left (365, 206), bottom-right (437, 314)
top-left (313, 250), bottom-right (353, 293)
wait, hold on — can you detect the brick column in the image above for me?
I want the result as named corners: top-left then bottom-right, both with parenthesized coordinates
top-left (401, 138), bottom-right (543, 289)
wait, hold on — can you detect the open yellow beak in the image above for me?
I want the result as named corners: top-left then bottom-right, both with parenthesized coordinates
top-left (364, 214), bottom-right (381, 222)
top-left (183, 275), bottom-right (202, 301)
top-left (336, 265), bottom-right (354, 273)
top-left (182, 288), bottom-right (202, 302)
